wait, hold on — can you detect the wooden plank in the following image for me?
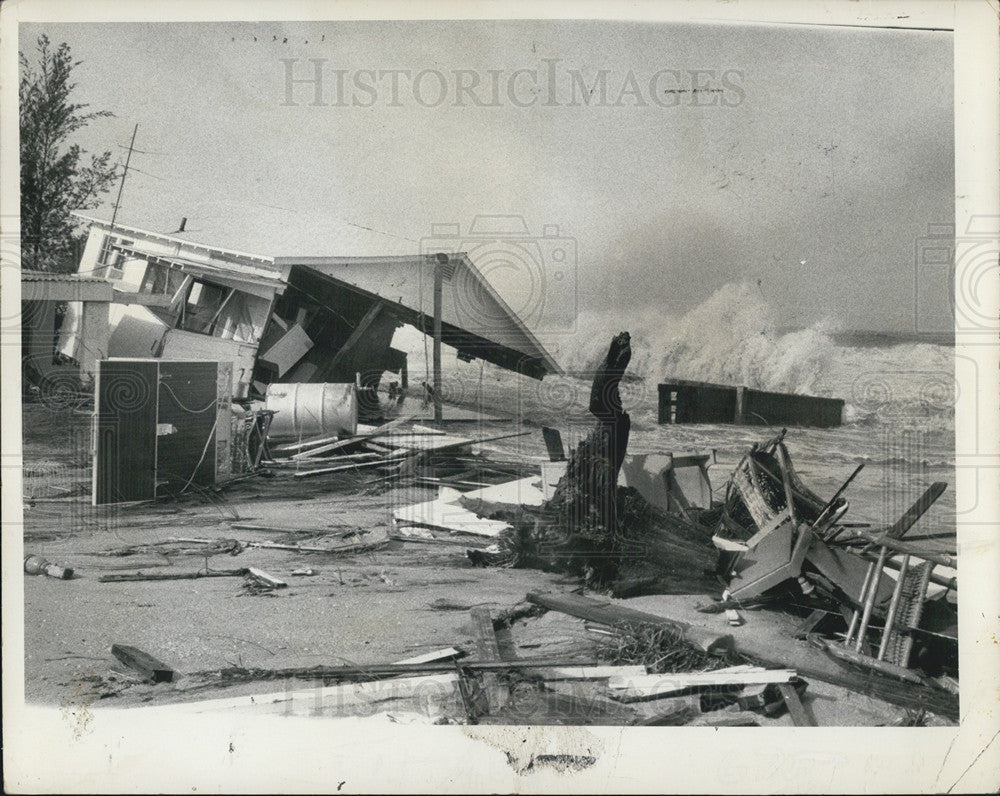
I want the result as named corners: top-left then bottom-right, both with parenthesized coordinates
top-left (470, 607), bottom-right (508, 714)
top-left (526, 591), bottom-right (734, 656)
top-left (793, 608), bottom-right (828, 640)
top-left (171, 531), bottom-right (389, 555)
top-left (99, 569), bottom-right (247, 583)
top-left (230, 524), bottom-right (359, 535)
top-left (287, 413), bottom-right (418, 458)
top-left (246, 567), bottom-right (287, 589)
top-left (211, 657), bottom-right (605, 683)
top-left (820, 639), bottom-right (925, 684)
top-left (635, 695), bottom-right (702, 726)
top-left (292, 459), bottom-right (389, 478)
top-left (840, 530), bottom-right (955, 569)
top-left (394, 647), bottom-right (463, 665)
top-left (778, 682), bottom-right (815, 726)
top-left (111, 644), bottom-right (176, 683)
top-left (887, 482), bottom-right (947, 539)
top-left (608, 670), bottom-right (797, 702)
top-left (541, 665), bottom-right (647, 681)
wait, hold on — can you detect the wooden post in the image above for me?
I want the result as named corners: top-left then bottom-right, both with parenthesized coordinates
top-left (433, 254), bottom-right (444, 421)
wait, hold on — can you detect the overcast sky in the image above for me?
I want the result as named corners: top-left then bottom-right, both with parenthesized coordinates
top-left (22, 20), bottom-right (954, 334)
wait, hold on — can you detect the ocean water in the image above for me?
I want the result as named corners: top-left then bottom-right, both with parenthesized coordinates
top-left (407, 282), bottom-right (956, 532)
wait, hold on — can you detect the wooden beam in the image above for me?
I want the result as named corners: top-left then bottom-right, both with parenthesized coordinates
top-left (99, 569), bottom-right (247, 582)
top-left (777, 682), bottom-right (816, 726)
top-left (287, 413), bottom-right (418, 459)
top-left (318, 300), bottom-right (384, 381)
top-left (470, 607), bottom-right (509, 714)
top-left (206, 656), bottom-right (605, 683)
top-left (888, 482), bottom-right (948, 539)
top-left (433, 259), bottom-right (443, 421)
top-left (607, 670), bottom-right (797, 703)
top-left (111, 644), bottom-right (176, 683)
top-left (112, 289), bottom-right (174, 307)
top-left (246, 567), bottom-right (288, 589)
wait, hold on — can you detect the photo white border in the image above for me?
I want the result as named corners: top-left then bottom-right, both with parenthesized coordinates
top-left (2, 1), bottom-right (997, 792)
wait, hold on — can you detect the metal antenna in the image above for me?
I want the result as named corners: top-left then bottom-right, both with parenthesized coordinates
top-left (109, 123), bottom-right (137, 232)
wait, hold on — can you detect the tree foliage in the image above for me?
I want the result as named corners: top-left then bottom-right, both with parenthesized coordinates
top-left (20, 34), bottom-right (118, 272)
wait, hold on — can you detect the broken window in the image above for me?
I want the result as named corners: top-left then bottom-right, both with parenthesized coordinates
top-left (177, 279), bottom-right (229, 334)
top-left (95, 236), bottom-right (133, 278)
top-left (139, 260), bottom-right (186, 296)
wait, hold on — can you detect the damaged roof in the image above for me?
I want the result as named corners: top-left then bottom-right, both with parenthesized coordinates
top-left (74, 213), bottom-right (563, 379)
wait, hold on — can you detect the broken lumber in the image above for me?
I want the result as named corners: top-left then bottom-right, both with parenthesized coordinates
top-left (777, 681), bottom-right (815, 726)
top-left (246, 567), bottom-right (287, 589)
top-left (292, 459), bottom-right (389, 478)
top-left (634, 695), bottom-right (702, 725)
top-left (526, 591), bottom-right (734, 656)
top-left (837, 530), bottom-right (954, 569)
top-left (273, 413), bottom-right (419, 454)
top-left (99, 569), bottom-right (248, 583)
top-left (395, 647), bottom-right (464, 665)
top-left (230, 524), bottom-right (358, 536)
top-left (470, 607), bottom-right (509, 714)
top-left (285, 414), bottom-right (419, 458)
top-left (111, 644), bottom-right (176, 683)
top-left (541, 665), bottom-right (647, 681)
top-left (209, 656), bottom-right (604, 683)
top-left (607, 669), bottom-right (797, 702)
top-left (169, 531), bottom-right (389, 555)
top-left (819, 639), bottom-right (925, 685)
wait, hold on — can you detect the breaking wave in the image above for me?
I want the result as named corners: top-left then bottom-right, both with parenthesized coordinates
top-left (556, 281), bottom-right (955, 429)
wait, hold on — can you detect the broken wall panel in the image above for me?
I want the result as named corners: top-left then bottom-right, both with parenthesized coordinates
top-left (658, 380), bottom-right (843, 428)
top-left (658, 381), bottom-right (737, 425)
top-left (736, 387), bottom-right (844, 428)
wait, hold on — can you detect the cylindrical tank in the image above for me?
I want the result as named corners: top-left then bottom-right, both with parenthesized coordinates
top-left (264, 382), bottom-right (358, 440)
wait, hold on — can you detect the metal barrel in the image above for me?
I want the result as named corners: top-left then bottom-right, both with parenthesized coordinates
top-left (264, 382), bottom-right (358, 439)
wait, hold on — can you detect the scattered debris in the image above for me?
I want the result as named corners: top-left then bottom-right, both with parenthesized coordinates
top-left (24, 553), bottom-right (74, 580)
top-left (99, 568), bottom-right (248, 583)
top-left (111, 644), bottom-right (176, 683)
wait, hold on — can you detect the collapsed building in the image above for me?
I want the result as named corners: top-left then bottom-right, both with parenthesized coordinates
top-left (55, 213), bottom-right (563, 405)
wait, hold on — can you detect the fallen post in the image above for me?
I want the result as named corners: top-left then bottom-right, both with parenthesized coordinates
top-left (99, 569), bottom-right (248, 582)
